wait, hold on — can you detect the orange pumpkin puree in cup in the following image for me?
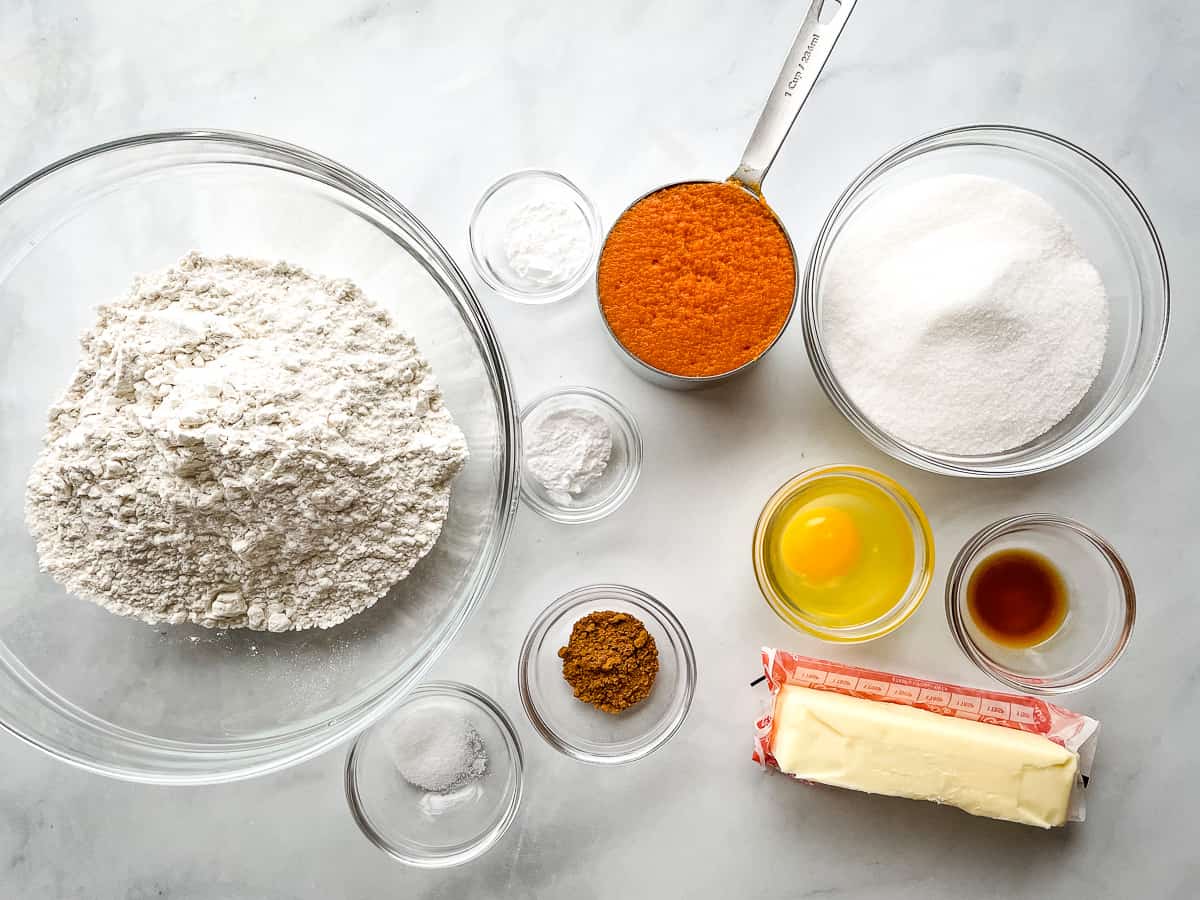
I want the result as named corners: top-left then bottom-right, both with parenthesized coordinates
top-left (597, 181), bottom-right (795, 378)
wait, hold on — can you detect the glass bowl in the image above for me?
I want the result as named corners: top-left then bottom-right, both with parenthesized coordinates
top-left (802, 124), bottom-right (1169, 477)
top-left (946, 514), bottom-right (1135, 694)
top-left (752, 465), bottom-right (935, 643)
top-left (467, 169), bottom-right (601, 304)
top-left (344, 681), bottom-right (524, 868)
top-left (0, 131), bottom-right (520, 783)
top-left (519, 386), bottom-right (642, 524)
top-left (517, 584), bottom-right (695, 764)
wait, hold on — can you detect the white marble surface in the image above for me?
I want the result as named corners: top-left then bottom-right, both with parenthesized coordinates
top-left (2, 1), bottom-right (1197, 897)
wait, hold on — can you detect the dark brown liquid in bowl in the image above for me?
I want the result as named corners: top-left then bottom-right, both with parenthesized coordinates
top-left (967, 548), bottom-right (1068, 649)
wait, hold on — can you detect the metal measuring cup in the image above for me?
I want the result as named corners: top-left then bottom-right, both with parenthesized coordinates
top-left (597, 0), bottom-right (858, 389)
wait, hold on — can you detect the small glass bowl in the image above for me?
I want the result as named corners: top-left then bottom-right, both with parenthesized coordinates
top-left (752, 465), bottom-right (935, 643)
top-left (519, 387), bottom-right (642, 524)
top-left (344, 681), bottom-right (524, 868)
top-left (803, 125), bottom-right (1169, 477)
top-left (946, 514), bottom-right (1135, 694)
top-left (517, 584), bottom-right (696, 765)
top-left (468, 169), bottom-right (601, 304)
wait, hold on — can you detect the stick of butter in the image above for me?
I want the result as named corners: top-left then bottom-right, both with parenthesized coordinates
top-left (771, 684), bottom-right (1079, 828)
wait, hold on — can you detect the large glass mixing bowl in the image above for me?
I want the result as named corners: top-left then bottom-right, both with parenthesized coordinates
top-left (0, 132), bottom-right (520, 784)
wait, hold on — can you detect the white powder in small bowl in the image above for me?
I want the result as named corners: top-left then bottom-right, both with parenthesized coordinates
top-left (502, 197), bottom-right (592, 288)
top-left (820, 174), bottom-right (1109, 456)
top-left (524, 407), bottom-right (613, 504)
top-left (389, 707), bottom-right (487, 793)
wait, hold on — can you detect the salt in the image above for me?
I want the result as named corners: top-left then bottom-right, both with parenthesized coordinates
top-left (820, 174), bottom-right (1109, 456)
top-left (389, 707), bottom-right (487, 793)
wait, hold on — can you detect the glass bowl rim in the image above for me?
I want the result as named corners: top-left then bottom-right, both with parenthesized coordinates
top-left (800, 122), bottom-right (1170, 478)
top-left (0, 129), bottom-right (522, 783)
top-left (516, 583), bottom-right (696, 765)
top-left (466, 167), bottom-right (602, 305)
top-left (751, 464), bottom-right (935, 643)
top-left (518, 385), bottom-right (642, 524)
top-left (343, 680), bottom-right (525, 868)
top-left (944, 513), bottom-right (1136, 694)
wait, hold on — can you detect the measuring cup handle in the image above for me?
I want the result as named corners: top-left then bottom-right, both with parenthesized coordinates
top-left (732, 0), bottom-right (858, 192)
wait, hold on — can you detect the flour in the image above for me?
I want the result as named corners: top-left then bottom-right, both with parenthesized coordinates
top-left (524, 407), bottom-right (612, 502)
top-left (25, 252), bottom-right (468, 632)
top-left (389, 707), bottom-right (487, 793)
top-left (821, 174), bottom-right (1109, 455)
top-left (501, 198), bottom-right (591, 287)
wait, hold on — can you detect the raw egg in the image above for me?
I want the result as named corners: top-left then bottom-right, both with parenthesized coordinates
top-left (763, 473), bottom-right (917, 629)
top-left (779, 506), bottom-right (861, 583)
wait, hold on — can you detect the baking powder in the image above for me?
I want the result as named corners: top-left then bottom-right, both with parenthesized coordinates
top-left (524, 407), bottom-right (612, 503)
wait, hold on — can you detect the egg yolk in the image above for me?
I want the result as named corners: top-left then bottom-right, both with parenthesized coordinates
top-left (779, 506), bottom-right (862, 583)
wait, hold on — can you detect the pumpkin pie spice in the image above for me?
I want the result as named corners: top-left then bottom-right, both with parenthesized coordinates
top-left (558, 610), bottom-right (659, 714)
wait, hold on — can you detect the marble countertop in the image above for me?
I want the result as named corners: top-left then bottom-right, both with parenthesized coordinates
top-left (2, 1), bottom-right (1197, 897)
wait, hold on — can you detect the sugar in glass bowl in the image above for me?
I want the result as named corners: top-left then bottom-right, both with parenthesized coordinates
top-left (802, 125), bottom-right (1169, 477)
top-left (0, 131), bottom-right (520, 783)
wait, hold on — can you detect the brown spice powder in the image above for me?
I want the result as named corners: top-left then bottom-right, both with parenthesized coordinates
top-left (558, 610), bottom-right (659, 714)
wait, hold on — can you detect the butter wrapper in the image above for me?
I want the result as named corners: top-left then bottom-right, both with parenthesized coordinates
top-left (752, 649), bottom-right (1099, 824)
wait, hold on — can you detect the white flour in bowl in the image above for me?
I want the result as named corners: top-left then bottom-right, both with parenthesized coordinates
top-left (25, 252), bottom-right (468, 632)
top-left (821, 174), bottom-right (1109, 456)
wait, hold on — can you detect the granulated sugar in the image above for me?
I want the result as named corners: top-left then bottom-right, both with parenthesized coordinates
top-left (821, 174), bottom-right (1108, 456)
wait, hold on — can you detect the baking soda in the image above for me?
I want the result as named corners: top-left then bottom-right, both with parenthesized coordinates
top-left (502, 197), bottom-right (591, 287)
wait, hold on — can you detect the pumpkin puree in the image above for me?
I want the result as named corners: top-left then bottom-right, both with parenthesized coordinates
top-left (598, 181), bottom-right (795, 377)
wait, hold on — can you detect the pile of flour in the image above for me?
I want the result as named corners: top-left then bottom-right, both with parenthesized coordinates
top-left (25, 253), bottom-right (468, 632)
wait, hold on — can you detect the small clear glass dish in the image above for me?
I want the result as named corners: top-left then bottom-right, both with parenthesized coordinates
top-left (517, 584), bottom-right (696, 765)
top-left (803, 124), bottom-right (1169, 477)
top-left (752, 465), bottom-right (935, 643)
top-left (468, 169), bottom-right (601, 304)
top-left (519, 387), bottom-right (642, 524)
top-left (344, 681), bottom-right (524, 868)
top-left (946, 514), bottom-right (1136, 694)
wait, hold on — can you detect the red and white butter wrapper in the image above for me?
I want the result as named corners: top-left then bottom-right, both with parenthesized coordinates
top-left (752, 649), bottom-right (1100, 822)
